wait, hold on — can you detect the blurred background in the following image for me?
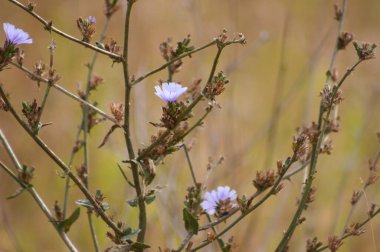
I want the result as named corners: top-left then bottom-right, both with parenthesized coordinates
top-left (0, 0), bottom-right (379, 251)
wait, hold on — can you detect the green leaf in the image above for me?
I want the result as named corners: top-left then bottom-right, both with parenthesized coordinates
top-left (130, 242), bottom-right (151, 250)
top-left (183, 208), bottom-right (199, 235)
top-left (58, 208), bottom-right (80, 233)
top-left (145, 194), bottom-right (156, 205)
top-left (121, 227), bottom-right (141, 241)
top-left (127, 198), bottom-right (138, 207)
top-left (75, 199), bottom-right (94, 209)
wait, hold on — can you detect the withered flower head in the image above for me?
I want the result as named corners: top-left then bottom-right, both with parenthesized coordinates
top-left (344, 223), bottom-right (366, 236)
top-left (77, 16), bottom-right (96, 43)
top-left (353, 41), bottom-right (377, 60)
top-left (320, 85), bottom-right (343, 111)
top-left (337, 32), bottom-right (354, 50)
top-left (204, 71), bottom-right (228, 100)
top-left (110, 102), bottom-right (124, 122)
top-left (18, 164), bottom-right (35, 184)
top-left (105, 0), bottom-right (120, 17)
top-left (328, 235), bottom-right (343, 252)
top-left (252, 170), bottom-right (277, 191)
top-left (292, 133), bottom-right (311, 161)
top-left (104, 39), bottom-right (120, 55)
top-left (306, 237), bottom-right (323, 252)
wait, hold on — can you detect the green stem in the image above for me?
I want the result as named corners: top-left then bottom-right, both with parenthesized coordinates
top-left (183, 145), bottom-right (197, 185)
top-left (275, 59), bottom-right (363, 251)
top-left (121, 0), bottom-right (147, 245)
top-left (36, 85), bottom-right (51, 126)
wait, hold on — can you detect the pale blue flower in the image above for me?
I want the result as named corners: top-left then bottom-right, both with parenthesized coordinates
top-left (3, 23), bottom-right (32, 45)
top-left (86, 16), bottom-right (96, 24)
top-left (201, 186), bottom-right (237, 215)
top-left (154, 82), bottom-right (187, 103)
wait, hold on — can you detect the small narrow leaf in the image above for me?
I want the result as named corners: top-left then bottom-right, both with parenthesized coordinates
top-left (127, 198), bottom-right (138, 207)
top-left (58, 207), bottom-right (80, 233)
top-left (183, 208), bottom-right (199, 235)
top-left (121, 227), bottom-right (141, 241)
top-left (7, 187), bottom-right (29, 200)
top-left (145, 194), bottom-right (156, 205)
top-left (130, 242), bottom-right (151, 250)
top-left (75, 199), bottom-right (93, 209)
top-left (98, 124), bottom-right (120, 148)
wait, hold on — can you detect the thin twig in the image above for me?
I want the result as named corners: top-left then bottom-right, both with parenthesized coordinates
top-left (0, 87), bottom-right (123, 236)
top-left (0, 131), bottom-right (78, 252)
top-left (131, 41), bottom-right (217, 86)
top-left (314, 208), bottom-right (380, 252)
top-left (121, 0), bottom-right (147, 245)
top-left (7, 0), bottom-right (123, 61)
top-left (341, 149), bottom-right (380, 234)
top-left (80, 17), bottom-right (112, 252)
top-left (275, 2), bottom-right (351, 249)
top-left (9, 62), bottom-right (121, 127)
top-left (275, 58), bottom-right (363, 251)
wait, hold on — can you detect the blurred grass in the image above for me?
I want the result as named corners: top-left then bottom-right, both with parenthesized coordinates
top-left (0, 0), bottom-right (379, 251)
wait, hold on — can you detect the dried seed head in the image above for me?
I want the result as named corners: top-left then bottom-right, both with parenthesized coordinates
top-left (328, 235), bottom-right (343, 252)
top-left (320, 85), bottom-right (343, 111)
top-left (54, 201), bottom-right (63, 222)
top-left (337, 32), bottom-right (353, 50)
top-left (32, 61), bottom-right (46, 86)
top-left (204, 71), bottom-right (229, 100)
top-left (186, 78), bottom-right (202, 100)
top-left (21, 99), bottom-right (41, 132)
top-left (252, 170), bottom-right (277, 191)
top-left (76, 17), bottom-right (96, 43)
top-left (104, 39), bottom-right (120, 54)
top-left (207, 231), bottom-right (216, 241)
top-left (18, 164), bottom-right (35, 184)
top-left (334, 4), bottom-right (343, 21)
top-left (369, 203), bottom-right (378, 217)
top-left (27, 1), bottom-right (37, 11)
top-left (344, 223), bottom-right (366, 236)
top-left (89, 75), bottom-right (103, 91)
top-left (76, 164), bottom-right (88, 184)
top-left (306, 187), bottom-right (317, 204)
top-left (320, 137), bottom-right (333, 155)
top-left (365, 170), bottom-right (379, 187)
top-left (350, 190), bottom-right (362, 205)
top-left (292, 133), bottom-right (311, 162)
top-left (353, 41), bottom-right (377, 60)
top-left (110, 102), bottom-right (124, 122)
top-left (16, 49), bottom-right (25, 65)
top-left (104, 0), bottom-right (120, 17)
top-left (306, 237), bottom-right (323, 252)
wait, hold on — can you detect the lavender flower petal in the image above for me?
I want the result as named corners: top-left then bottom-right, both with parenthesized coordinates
top-left (154, 82), bottom-right (187, 102)
top-left (3, 23), bottom-right (32, 45)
